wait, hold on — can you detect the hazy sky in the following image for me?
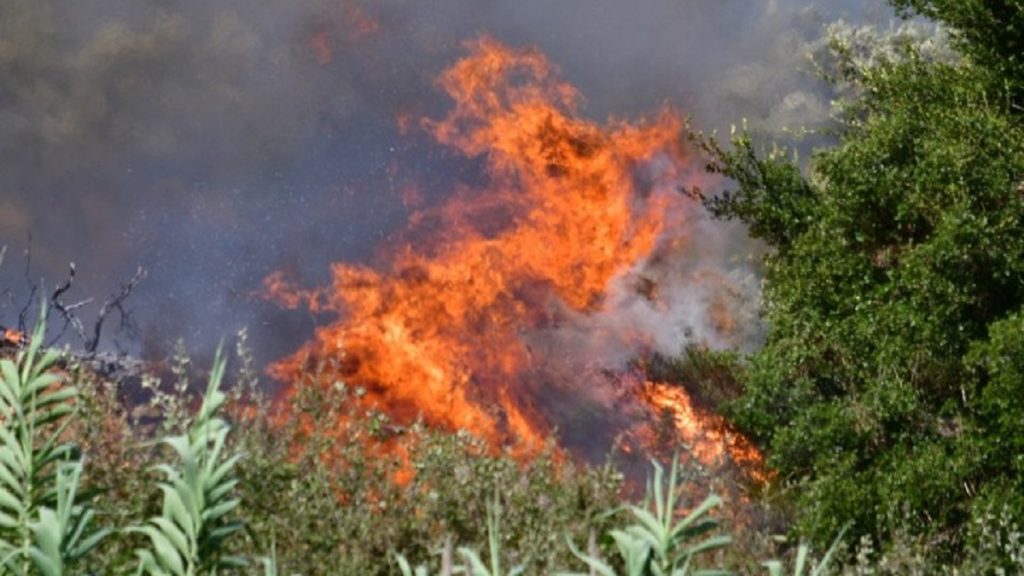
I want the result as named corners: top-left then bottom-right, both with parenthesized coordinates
top-left (0, 0), bottom-right (892, 362)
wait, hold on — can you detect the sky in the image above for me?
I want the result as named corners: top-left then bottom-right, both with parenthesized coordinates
top-left (0, 0), bottom-right (894, 364)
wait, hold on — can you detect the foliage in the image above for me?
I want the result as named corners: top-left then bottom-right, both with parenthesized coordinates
top-left (559, 455), bottom-right (731, 576)
top-left (0, 309), bottom-right (109, 575)
top-left (394, 494), bottom-right (526, 576)
top-left (888, 0), bottom-right (1024, 103)
top-left (761, 530), bottom-right (843, 576)
top-left (700, 129), bottom-right (819, 251)
top-left (451, 494), bottom-right (526, 576)
top-left (696, 0), bottom-right (1024, 562)
top-left (232, 362), bottom-right (624, 575)
top-left (11, 316), bottom-right (1024, 573)
top-left (132, 348), bottom-right (247, 575)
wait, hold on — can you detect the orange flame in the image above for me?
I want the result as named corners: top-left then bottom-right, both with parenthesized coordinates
top-left (269, 37), bottom-right (759, 478)
top-left (1, 328), bottom-right (25, 348)
top-left (639, 380), bottom-right (768, 483)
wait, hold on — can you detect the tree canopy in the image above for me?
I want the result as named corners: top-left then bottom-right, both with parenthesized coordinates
top-left (701, 1), bottom-right (1024, 563)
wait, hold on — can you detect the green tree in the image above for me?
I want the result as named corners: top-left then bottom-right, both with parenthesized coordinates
top-left (698, 2), bottom-right (1024, 562)
top-left (888, 0), bottom-right (1024, 105)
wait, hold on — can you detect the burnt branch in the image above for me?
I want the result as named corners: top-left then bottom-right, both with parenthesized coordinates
top-left (48, 262), bottom-right (92, 347)
top-left (4, 238), bottom-right (147, 353)
top-left (16, 285), bottom-right (36, 334)
top-left (86, 266), bottom-right (146, 354)
top-left (17, 234), bottom-right (36, 333)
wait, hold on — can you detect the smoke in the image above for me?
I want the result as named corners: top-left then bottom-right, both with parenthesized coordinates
top-left (0, 0), bottom-right (892, 362)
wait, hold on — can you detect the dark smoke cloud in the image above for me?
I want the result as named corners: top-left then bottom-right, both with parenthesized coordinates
top-left (0, 0), bottom-right (891, 363)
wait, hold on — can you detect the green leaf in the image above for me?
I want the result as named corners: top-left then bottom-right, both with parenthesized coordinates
top-left (149, 517), bottom-right (191, 558)
top-left (141, 525), bottom-right (187, 575)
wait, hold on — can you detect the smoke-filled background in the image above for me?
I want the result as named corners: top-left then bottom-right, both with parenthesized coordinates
top-left (0, 0), bottom-right (892, 366)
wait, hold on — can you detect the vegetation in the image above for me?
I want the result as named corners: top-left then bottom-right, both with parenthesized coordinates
top-left (0, 314), bottom-right (1003, 575)
top-left (0, 308), bottom-right (109, 575)
top-left (558, 456), bottom-right (731, 576)
top-left (3, 2), bottom-right (1023, 574)
top-left (888, 0), bottom-right (1024, 103)
top-left (0, 317), bottom-right (858, 575)
top-left (696, 0), bottom-right (1024, 568)
top-left (132, 347), bottom-right (246, 574)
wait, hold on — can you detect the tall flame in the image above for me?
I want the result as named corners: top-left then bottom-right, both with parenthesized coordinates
top-left (268, 37), bottom-right (760, 476)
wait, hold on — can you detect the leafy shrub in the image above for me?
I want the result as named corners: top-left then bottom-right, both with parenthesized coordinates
top-left (695, 0), bottom-right (1024, 558)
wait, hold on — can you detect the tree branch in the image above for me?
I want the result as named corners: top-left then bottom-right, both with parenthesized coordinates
top-left (86, 266), bottom-right (147, 354)
top-left (49, 262), bottom-right (92, 347)
top-left (17, 233), bottom-right (36, 333)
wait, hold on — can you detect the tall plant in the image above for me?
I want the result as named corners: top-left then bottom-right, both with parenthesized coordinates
top-left (564, 455), bottom-right (731, 576)
top-left (133, 348), bottom-right (246, 575)
top-left (0, 307), bottom-right (109, 575)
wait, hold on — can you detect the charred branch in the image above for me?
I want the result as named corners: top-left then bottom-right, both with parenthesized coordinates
top-left (86, 266), bottom-right (147, 354)
top-left (3, 239), bottom-right (147, 354)
top-left (49, 263), bottom-right (93, 347)
top-left (17, 233), bottom-right (36, 333)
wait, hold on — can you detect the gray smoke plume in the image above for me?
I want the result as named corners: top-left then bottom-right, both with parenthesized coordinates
top-left (0, 0), bottom-right (892, 364)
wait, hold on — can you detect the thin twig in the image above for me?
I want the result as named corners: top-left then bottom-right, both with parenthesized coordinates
top-left (17, 233), bottom-right (36, 332)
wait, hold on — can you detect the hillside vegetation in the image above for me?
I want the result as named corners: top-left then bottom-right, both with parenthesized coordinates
top-left (1, 1), bottom-right (1023, 574)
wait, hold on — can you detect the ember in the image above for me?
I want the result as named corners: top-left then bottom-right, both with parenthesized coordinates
top-left (0, 326), bottom-right (26, 349)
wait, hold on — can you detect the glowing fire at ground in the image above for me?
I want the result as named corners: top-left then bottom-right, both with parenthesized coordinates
top-left (268, 37), bottom-right (763, 481)
top-left (639, 381), bottom-right (768, 483)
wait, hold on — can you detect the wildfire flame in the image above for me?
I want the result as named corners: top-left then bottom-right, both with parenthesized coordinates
top-left (639, 380), bottom-right (768, 483)
top-left (268, 37), bottom-right (763, 480)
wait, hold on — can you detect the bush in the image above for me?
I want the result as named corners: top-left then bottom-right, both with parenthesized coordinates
top-left (694, 0), bottom-right (1024, 560)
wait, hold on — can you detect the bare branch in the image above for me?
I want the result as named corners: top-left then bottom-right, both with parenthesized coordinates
top-left (17, 233), bottom-right (36, 332)
top-left (86, 266), bottom-right (147, 354)
top-left (49, 262), bottom-right (91, 346)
